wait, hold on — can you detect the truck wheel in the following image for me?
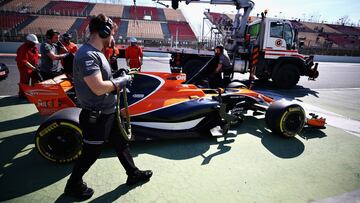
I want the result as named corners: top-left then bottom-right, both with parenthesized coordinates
top-left (183, 60), bottom-right (205, 80)
top-left (272, 64), bottom-right (300, 89)
top-left (265, 101), bottom-right (305, 138)
top-left (257, 75), bottom-right (270, 82)
top-left (35, 120), bottom-right (83, 163)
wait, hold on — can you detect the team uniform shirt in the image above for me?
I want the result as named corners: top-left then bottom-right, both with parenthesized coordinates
top-left (40, 42), bottom-right (61, 73)
top-left (73, 43), bottom-right (115, 113)
top-left (219, 53), bottom-right (231, 70)
top-left (16, 42), bottom-right (39, 73)
top-left (104, 47), bottom-right (120, 60)
top-left (64, 42), bottom-right (78, 54)
top-left (125, 45), bottom-right (143, 68)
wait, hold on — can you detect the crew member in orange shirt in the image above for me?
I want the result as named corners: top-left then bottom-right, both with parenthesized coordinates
top-left (125, 37), bottom-right (143, 71)
top-left (59, 33), bottom-right (77, 75)
top-left (104, 37), bottom-right (120, 71)
top-left (61, 33), bottom-right (78, 54)
top-left (15, 34), bottom-right (40, 98)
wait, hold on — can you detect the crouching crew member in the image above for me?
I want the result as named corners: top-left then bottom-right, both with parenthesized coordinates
top-left (209, 45), bottom-right (232, 88)
top-left (64, 14), bottom-right (152, 200)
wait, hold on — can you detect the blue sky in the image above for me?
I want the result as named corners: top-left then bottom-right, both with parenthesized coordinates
top-left (85, 0), bottom-right (360, 36)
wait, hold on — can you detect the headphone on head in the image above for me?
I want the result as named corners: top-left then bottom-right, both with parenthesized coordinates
top-left (46, 29), bottom-right (59, 40)
top-left (89, 15), bottom-right (114, 39)
top-left (98, 18), bottom-right (113, 39)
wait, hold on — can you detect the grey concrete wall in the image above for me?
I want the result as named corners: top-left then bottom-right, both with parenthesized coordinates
top-left (0, 42), bottom-right (359, 62)
top-left (314, 55), bottom-right (360, 63)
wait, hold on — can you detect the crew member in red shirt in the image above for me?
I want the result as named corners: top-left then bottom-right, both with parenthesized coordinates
top-left (15, 34), bottom-right (40, 98)
top-left (125, 37), bottom-right (143, 71)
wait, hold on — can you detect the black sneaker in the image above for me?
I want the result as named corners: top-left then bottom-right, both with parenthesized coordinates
top-left (126, 170), bottom-right (153, 186)
top-left (64, 180), bottom-right (94, 200)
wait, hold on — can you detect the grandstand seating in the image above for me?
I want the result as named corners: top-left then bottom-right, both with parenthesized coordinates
top-left (163, 8), bottom-right (186, 22)
top-left (47, 1), bottom-right (90, 16)
top-left (117, 20), bottom-right (128, 39)
top-left (167, 22), bottom-right (196, 40)
top-left (0, 12), bottom-right (28, 31)
top-left (20, 15), bottom-right (76, 35)
top-left (300, 21), bottom-right (340, 33)
top-left (326, 24), bottom-right (360, 35)
top-left (326, 33), bottom-right (360, 48)
top-left (128, 6), bottom-right (159, 21)
top-left (290, 20), bottom-right (313, 32)
top-left (76, 17), bottom-right (90, 38)
top-left (157, 8), bottom-right (166, 21)
top-left (298, 32), bottom-right (326, 47)
top-left (0, 0), bottom-right (50, 13)
top-left (161, 22), bottom-right (171, 39)
top-left (90, 3), bottom-right (123, 17)
top-left (127, 20), bottom-right (163, 39)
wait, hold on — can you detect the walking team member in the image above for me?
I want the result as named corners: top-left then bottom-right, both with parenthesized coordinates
top-left (39, 29), bottom-right (69, 80)
top-left (64, 14), bottom-right (152, 200)
top-left (125, 37), bottom-right (143, 71)
top-left (15, 34), bottom-right (40, 98)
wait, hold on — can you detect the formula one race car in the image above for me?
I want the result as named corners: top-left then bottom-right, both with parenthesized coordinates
top-left (20, 69), bottom-right (326, 163)
top-left (21, 72), bottom-right (325, 163)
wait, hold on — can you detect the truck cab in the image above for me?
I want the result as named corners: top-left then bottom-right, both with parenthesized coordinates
top-left (242, 17), bottom-right (318, 88)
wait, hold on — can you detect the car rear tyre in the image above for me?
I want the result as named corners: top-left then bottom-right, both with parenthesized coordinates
top-left (35, 120), bottom-right (83, 163)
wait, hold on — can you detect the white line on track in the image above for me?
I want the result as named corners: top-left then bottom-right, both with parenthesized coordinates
top-left (259, 90), bottom-right (360, 138)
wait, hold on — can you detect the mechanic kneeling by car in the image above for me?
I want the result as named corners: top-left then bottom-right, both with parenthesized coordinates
top-left (64, 14), bottom-right (152, 200)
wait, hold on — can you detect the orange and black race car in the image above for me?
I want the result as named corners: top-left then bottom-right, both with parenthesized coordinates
top-left (20, 68), bottom-right (325, 163)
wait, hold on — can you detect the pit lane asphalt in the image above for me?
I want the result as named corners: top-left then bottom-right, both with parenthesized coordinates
top-left (0, 56), bottom-right (359, 202)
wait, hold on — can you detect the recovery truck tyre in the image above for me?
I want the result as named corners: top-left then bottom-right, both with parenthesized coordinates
top-left (35, 108), bottom-right (82, 163)
top-left (272, 64), bottom-right (300, 89)
top-left (183, 59), bottom-right (206, 81)
top-left (265, 101), bottom-right (306, 138)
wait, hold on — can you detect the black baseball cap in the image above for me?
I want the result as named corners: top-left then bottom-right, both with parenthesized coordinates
top-left (46, 29), bottom-right (60, 38)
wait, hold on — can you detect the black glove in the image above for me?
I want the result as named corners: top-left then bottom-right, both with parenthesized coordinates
top-left (110, 75), bottom-right (132, 89)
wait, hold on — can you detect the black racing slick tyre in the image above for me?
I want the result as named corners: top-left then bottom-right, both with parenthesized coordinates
top-left (265, 101), bottom-right (306, 138)
top-left (35, 108), bottom-right (82, 163)
top-left (272, 64), bottom-right (300, 89)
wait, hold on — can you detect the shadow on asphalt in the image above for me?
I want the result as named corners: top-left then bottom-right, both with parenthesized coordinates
top-left (0, 96), bottom-right (45, 132)
top-left (0, 112), bottom-right (326, 202)
top-left (240, 79), bottom-right (320, 99)
top-left (0, 112), bottom-right (43, 132)
top-left (0, 131), bottom-right (73, 202)
top-left (232, 115), bottom-right (327, 159)
top-left (0, 96), bottom-right (28, 107)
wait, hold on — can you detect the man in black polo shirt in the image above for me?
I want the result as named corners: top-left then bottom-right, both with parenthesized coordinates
top-left (64, 14), bottom-right (152, 200)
